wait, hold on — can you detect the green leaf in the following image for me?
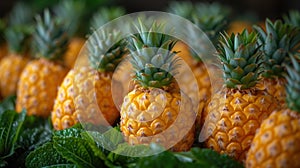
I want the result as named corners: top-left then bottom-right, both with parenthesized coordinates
top-left (53, 136), bottom-right (104, 168)
top-left (25, 142), bottom-right (69, 168)
top-left (53, 127), bottom-right (83, 138)
top-left (0, 110), bottom-right (26, 159)
top-left (43, 164), bottom-right (78, 168)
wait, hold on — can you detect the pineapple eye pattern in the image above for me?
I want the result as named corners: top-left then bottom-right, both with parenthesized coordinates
top-left (72, 11), bottom-right (219, 157)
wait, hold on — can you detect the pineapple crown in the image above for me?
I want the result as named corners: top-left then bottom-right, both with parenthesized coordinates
top-left (4, 25), bottom-right (33, 54)
top-left (8, 2), bottom-right (34, 27)
top-left (285, 54), bottom-right (300, 113)
top-left (192, 2), bottom-right (231, 44)
top-left (166, 1), bottom-right (194, 19)
top-left (33, 9), bottom-right (69, 60)
top-left (87, 29), bottom-right (127, 72)
top-left (53, 0), bottom-right (85, 37)
top-left (253, 19), bottom-right (300, 78)
top-left (127, 19), bottom-right (179, 89)
top-left (219, 30), bottom-right (262, 90)
top-left (283, 10), bottom-right (300, 28)
top-left (91, 7), bottom-right (125, 30)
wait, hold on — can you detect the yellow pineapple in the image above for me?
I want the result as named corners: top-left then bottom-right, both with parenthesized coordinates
top-left (254, 19), bottom-right (300, 105)
top-left (120, 20), bottom-right (195, 152)
top-left (52, 28), bottom-right (127, 130)
top-left (16, 10), bottom-right (68, 117)
top-left (0, 26), bottom-right (32, 98)
top-left (200, 30), bottom-right (278, 162)
top-left (246, 55), bottom-right (300, 168)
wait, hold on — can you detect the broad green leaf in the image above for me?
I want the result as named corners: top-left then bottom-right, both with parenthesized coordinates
top-left (53, 136), bottom-right (104, 168)
top-left (0, 110), bottom-right (26, 159)
top-left (25, 142), bottom-right (69, 168)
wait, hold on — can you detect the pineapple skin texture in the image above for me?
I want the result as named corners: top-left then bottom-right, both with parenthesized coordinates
top-left (202, 88), bottom-right (278, 162)
top-left (246, 109), bottom-right (300, 168)
top-left (257, 77), bottom-right (286, 106)
top-left (120, 86), bottom-right (195, 152)
top-left (0, 54), bottom-right (29, 97)
top-left (16, 58), bottom-right (67, 117)
top-left (63, 37), bottom-right (85, 69)
top-left (52, 67), bottom-right (120, 130)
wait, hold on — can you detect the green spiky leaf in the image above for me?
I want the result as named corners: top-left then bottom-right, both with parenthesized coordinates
top-left (218, 30), bottom-right (262, 89)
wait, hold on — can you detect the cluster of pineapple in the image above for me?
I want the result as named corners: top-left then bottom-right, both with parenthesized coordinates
top-left (0, 1), bottom-right (299, 167)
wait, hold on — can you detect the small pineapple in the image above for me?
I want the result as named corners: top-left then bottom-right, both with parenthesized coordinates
top-left (201, 30), bottom-right (278, 162)
top-left (254, 19), bottom-right (300, 105)
top-left (0, 26), bottom-right (32, 98)
top-left (51, 28), bottom-right (127, 130)
top-left (16, 10), bottom-right (68, 117)
top-left (246, 55), bottom-right (300, 168)
top-left (120, 20), bottom-right (195, 152)
top-left (0, 2), bottom-right (33, 98)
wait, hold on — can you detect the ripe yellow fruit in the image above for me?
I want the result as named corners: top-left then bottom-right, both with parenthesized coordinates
top-left (0, 54), bottom-right (29, 97)
top-left (16, 59), bottom-right (67, 117)
top-left (202, 89), bottom-right (278, 162)
top-left (52, 67), bottom-right (120, 130)
top-left (246, 109), bottom-right (300, 168)
top-left (120, 86), bottom-right (195, 152)
top-left (256, 77), bottom-right (286, 105)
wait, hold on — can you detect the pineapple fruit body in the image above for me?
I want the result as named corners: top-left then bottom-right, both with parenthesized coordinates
top-left (16, 58), bottom-right (67, 117)
top-left (120, 86), bottom-right (195, 152)
top-left (52, 67), bottom-right (120, 130)
top-left (203, 88), bottom-right (278, 162)
top-left (246, 109), bottom-right (300, 168)
top-left (0, 54), bottom-right (29, 97)
top-left (257, 77), bottom-right (286, 105)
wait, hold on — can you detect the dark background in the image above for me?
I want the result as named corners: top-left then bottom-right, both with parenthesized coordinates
top-left (1, 0), bottom-right (300, 21)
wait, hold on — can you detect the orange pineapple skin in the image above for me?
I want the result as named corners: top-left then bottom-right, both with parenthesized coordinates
top-left (246, 109), bottom-right (300, 168)
top-left (257, 77), bottom-right (286, 106)
top-left (202, 88), bottom-right (278, 162)
top-left (16, 58), bottom-right (67, 117)
top-left (120, 86), bottom-right (195, 152)
top-left (63, 37), bottom-right (85, 69)
top-left (52, 67), bottom-right (120, 130)
top-left (0, 54), bottom-right (29, 97)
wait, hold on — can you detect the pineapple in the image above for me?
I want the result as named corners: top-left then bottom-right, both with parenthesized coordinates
top-left (0, 2), bottom-right (33, 98)
top-left (0, 26), bottom-right (32, 98)
top-left (120, 20), bottom-right (195, 152)
top-left (246, 55), bottom-right (300, 168)
top-left (200, 30), bottom-right (278, 162)
top-left (53, 0), bottom-right (86, 69)
top-left (52, 27), bottom-right (127, 130)
top-left (254, 19), bottom-right (300, 105)
top-left (16, 10), bottom-right (68, 117)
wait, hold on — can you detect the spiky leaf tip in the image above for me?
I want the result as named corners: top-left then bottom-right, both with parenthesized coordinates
top-left (166, 1), bottom-right (194, 20)
top-left (8, 2), bottom-right (34, 27)
top-left (53, 0), bottom-right (86, 37)
top-left (91, 7), bottom-right (126, 30)
top-left (285, 54), bottom-right (300, 112)
top-left (5, 25), bottom-right (33, 54)
top-left (218, 30), bottom-right (262, 89)
top-left (127, 18), bottom-right (179, 89)
top-left (192, 2), bottom-right (231, 44)
top-left (88, 28), bottom-right (127, 72)
top-left (283, 10), bottom-right (300, 28)
top-left (33, 9), bottom-right (69, 60)
top-left (253, 18), bottom-right (300, 78)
